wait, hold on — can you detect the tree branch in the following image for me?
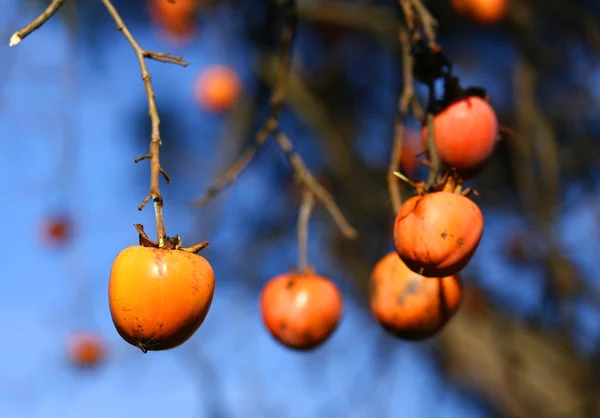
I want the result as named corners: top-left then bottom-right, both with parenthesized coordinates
top-left (191, 0), bottom-right (297, 207)
top-left (100, 0), bottom-right (187, 247)
top-left (388, 27), bottom-right (414, 214)
top-left (9, 0), bottom-right (65, 47)
top-left (275, 130), bottom-right (357, 239)
top-left (297, 188), bottom-right (315, 273)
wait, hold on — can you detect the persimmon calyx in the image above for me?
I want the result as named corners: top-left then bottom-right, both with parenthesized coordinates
top-left (133, 224), bottom-right (209, 253)
top-left (435, 170), bottom-right (478, 197)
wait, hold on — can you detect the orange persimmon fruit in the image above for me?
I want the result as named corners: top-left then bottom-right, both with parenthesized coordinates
top-left (470, 0), bottom-right (510, 24)
top-left (451, 0), bottom-right (510, 24)
top-left (369, 252), bottom-right (462, 340)
top-left (108, 246), bottom-right (215, 353)
top-left (260, 272), bottom-right (343, 350)
top-left (394, 191), bottom-right (484, 277)
top-left (67, 332), bottom-right (106, 368)
top-left (194, 65), bottom-right (242, 112)
top-left (421, 96), bottom-right (498, 177)
top-left (148, 0), bottom-right (199, 39)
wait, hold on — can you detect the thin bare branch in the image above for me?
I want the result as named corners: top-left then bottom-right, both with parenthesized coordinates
top-left (297, 189), bottom-right (315, 273)
top-left (100, 0), bottom-right (188, 246)
top-left (388, 27), bottom-right (414, 214)
top-left (275, 130), bottom-right (357, 239)
top-left (9, 0), bottom-right (65, 47)
top-left (409, 0), bottom-right (438, 46)
top-left (192, 0), bottom-right (297, 207)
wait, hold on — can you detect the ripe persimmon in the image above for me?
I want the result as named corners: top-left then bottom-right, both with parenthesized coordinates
top-left (260, 272), bottom-right (343, 350)
top-left (369, 252), bottom-right (462, 340)
top-left (194, 65), bottom-right (241, 112)
top-left (67, 332), bottom-right (106, 368)
top-left (471, 0), bottom-right (510, 24)
top-left (108, 245), bottom-right (215, 353)
top-left (148, 0), bottom-right (199, 40)
top-left (394, 191), bottom-right (484, 277)
top-left (421, 96), bottom-right (498, 177)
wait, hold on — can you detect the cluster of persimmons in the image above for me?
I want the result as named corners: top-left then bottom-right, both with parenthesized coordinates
top-left (105, 64), bottom-right (498, 355)
top-left (41, 1), bottom-right (502, 360)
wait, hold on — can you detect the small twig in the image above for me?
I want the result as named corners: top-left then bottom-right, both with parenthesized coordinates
top-left (191, 120), bottom-right (275, 207)
top-left (399, 0), bottom-right (440, 191)
top-left (191, 0), bottom-right (297, 207)
top-left (100, 0), bottom-right (187, 246)
top-left (409, 0), bottom-right (437, 46)
top-left (9, 0), bottom-right (65, 47)
top-left (275, 130), bottom-right (357, 239)
top-left (297, 188), bottom-right (315, 273)
top-left (388, 27), bottom-right (414, 214)
top-left (399, 0), bottom-right (415, 35)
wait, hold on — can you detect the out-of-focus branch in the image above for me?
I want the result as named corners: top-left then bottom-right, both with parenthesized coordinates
top-left (9, 0), bottom-right (65, 47)
top-left (193, 0), bottom-right (357, 239)
top-left (399, 0), bottom-right (441, 190)
top-left (437, 292), bottom-right (597, 418)
top-left (297, 1), bottom-right (401, 46)
top-left (275, 130), bottom-right (357, 238)
top-left (297, 188), bottom-right (315, 273)
top-left (388, 27), bottom-right (413, 214)
top-left (192, 0), bottom-right (297, 207)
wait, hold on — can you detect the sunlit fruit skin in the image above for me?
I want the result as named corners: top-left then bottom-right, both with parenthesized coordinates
top-left (421, 96), bottom-right (498, 177)
top-left (393, 192), bottom-right (484, 277)
top-left (260, 272), bottom-right (343, 351)
top-left (451, 0), bottom-right (509, 24)
top-left (369, 253), bottom-right (462, 340)
top-left (109, 246), bottom-right (215, 352)
top-left (194, 66), bottom-right (242, 112)
top-left (67, 332), bottom-right (106, 368)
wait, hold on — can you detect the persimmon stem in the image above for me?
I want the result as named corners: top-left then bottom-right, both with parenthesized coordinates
top-left (297, 188), bottom-right (315, 274)
top-left (100, 0), bottom-right (188, 246)
top-left (388, 27), bottom-right (414, 215)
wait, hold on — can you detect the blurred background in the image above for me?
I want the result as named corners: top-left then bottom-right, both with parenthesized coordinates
top-left (2, 0), bottom-right (600, 417)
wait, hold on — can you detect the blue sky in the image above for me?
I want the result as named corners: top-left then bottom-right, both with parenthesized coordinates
top-left (1, 1), bottom-right (599, 417)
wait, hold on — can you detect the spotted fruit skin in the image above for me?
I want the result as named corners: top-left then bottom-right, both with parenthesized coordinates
top-left (369, 252), bottom-right (462, 340)
top-left (109, 246), bottom-right (215, 352)
top-left (393, 192), bottom-right (484, 277)
top-left (260, 272), bottom-right (343, 351)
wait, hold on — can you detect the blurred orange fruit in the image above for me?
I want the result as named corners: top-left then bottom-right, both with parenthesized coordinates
top-left (451, 0), bottom-right (510, 24)
top-left (67, 332), bottom-right (106, 368)
top-left (194, 65), bottom-right (242, 112)
top-left (41, 214), bottom-right (72, 247)
top-left (148, 0), bottom-right (199, 40)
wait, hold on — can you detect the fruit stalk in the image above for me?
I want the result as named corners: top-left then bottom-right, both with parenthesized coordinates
top-left (100, 0), bottom-right (188, 246)
top-left (297, 188), bottom-right (315, 273)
